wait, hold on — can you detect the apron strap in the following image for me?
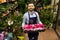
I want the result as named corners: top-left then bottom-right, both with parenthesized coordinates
top-left (28, 12), bottom-right (37, 19)
top-left (28, 12), bottom-right (38, 23)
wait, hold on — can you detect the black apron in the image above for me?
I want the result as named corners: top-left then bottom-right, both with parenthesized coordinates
top-left (28, 12), bottom-right (37, 24)
top-left (28, 12), bottom-right (39, 40)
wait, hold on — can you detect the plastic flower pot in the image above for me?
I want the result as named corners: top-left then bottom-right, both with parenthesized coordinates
top-left (22, 24), bottom-right (45, 32)
top-left (17, 36), bottom-right (24, 40)
top-left (0, 31), bottom-right (5, 40)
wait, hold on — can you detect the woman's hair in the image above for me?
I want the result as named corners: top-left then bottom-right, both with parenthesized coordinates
top-left (28, 2), bottom-right (34, 5)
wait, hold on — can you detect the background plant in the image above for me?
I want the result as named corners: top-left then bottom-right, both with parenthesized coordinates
top-left (0, 0), bottom-right (53, 35)
top-left (40, 9), bottom-right (53, 27)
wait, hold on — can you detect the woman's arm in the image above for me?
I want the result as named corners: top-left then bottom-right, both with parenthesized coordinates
top-left (22, 14), bottom-right (27, 27)
top-left (36, 12), bottom-right (42, 24)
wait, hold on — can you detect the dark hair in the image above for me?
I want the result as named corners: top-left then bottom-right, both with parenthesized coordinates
top-left (28, 2), bottom-right (34, 5)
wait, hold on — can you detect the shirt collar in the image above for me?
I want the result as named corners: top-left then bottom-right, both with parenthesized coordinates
top-left (28, 11), bottom-right (35, 15)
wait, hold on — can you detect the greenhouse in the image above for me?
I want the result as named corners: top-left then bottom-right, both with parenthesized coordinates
top-left (0, 0), bottom-right (60, 40)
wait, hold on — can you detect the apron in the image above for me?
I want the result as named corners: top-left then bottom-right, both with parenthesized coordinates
top-left (28, 12), bottom-right (39, 40)
top-left (28, 12), bottom-right (37, 24)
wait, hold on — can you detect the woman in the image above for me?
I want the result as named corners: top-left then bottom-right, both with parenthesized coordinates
top-left (22, 3), bottom-right (42, 40)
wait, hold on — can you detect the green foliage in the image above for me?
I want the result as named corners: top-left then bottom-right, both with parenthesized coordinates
top-left (17, 0), bottom-right (27, 13)
top-left (9, 11), bottom-right (23, 36)
top-left (0, 4), bottom-right (6, 15)
top-left (44, 0), bottom-right (51, 5)
top-left (40, 9), bottom-right (53, 27)
top-left (0, 0), bottom-right (53, 36)
top-left (0, 16), bottom-right (8, 29)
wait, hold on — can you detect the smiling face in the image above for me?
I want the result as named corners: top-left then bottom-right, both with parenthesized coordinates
top-left (28, 3), bottom-right (35, 11)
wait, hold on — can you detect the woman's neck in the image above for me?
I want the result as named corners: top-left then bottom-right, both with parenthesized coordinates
top-left (28, 11), bottom-right (34, 15)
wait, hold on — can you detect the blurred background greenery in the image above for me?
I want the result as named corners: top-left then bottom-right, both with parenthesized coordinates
top-left (0, 0), bottom-right (55, 36)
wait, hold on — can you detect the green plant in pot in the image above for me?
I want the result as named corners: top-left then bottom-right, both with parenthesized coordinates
top-left (40, 9), bottom-right (53, 28)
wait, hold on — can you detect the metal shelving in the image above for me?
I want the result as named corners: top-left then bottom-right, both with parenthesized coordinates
top-left (53, 0), bottom-right (60, 38)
